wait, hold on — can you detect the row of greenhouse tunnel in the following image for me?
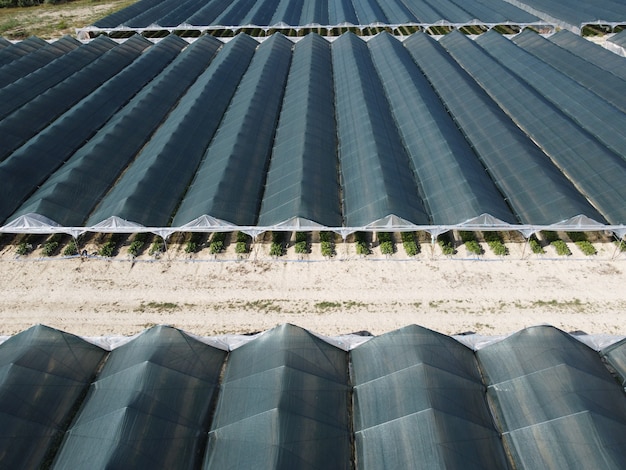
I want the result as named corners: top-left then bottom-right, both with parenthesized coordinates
top-left (1, 323), bottom-right (626, 469)
top-left (3, 29), bottom-right (626, 233)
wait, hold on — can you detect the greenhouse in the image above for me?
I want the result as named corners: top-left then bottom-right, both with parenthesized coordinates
top-left (1, 31), bottom-right (626, 240)
top-left (1, 323), bottom-right (626, 469)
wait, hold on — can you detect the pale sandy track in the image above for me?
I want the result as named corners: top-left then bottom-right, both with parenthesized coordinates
top-left (1, 251), bottom-right (624, 337)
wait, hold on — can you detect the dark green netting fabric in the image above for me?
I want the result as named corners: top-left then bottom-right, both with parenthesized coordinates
top-left (52, 326), bottom-right (227, 470)
top-left (0, 36), bottom-right (48, 68)
top-left (172, 34), bottom-right (293, 226)
top-left (11, 35), bottom-right (218, 227)
top-left (87, 34), bottom-right (257, 227)
top-left (0, 36), bottom-right (116, 122)
top-left (475, 31), bottom-right (626, 162)
top-left (0, 35), bottom-right (153, 161)
top-left (477, 326), bottom-right (626, 470)
top-left (204, 324), bottom-right (351, 470)
top-left (0, 36), bottom-right (79, 89)
top-left (0, 325), bottom-right (106, 469)
top-left (513, 30), bottom-right (626, 115)
top-left (439, 31), bottom-right (623, 224)
top-left (403, 32), bottom-right (603, 225)
top-left (258, 33), bottom-right (342, 227)
top-left (609, 30), bottom-right (626, 48)
top-left (332, 33), bottom-right (429, 227)
top-left (0, 36), bottom-right (182, 225)
top-left (367, 32), bottom-right (516, 225)
top-left (351, 325), bottom-right (508, 470)
top-left (93, 0), bottom-right (164, 27)
top-left (601, 338), bottom-right (626, 386)
top-left (548, 30), bottom-right (626, 82)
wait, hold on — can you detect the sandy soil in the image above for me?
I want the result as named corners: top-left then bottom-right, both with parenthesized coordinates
top-left (1, 238), bottom-right (625, 338)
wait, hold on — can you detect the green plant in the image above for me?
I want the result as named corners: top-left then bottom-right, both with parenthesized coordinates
top-left (459, 231), bottom-right (476, 243)
top-left (616, 239), bottom-right (626, 252)
top-left (354, 232), bottom-right (370, 256)
top-left (438, 233), bottom-right (456, 255)
top-left (542, 231), bottom-right (559, 243)
top-left (63, 239), bottom-right (78, 256)
top-left (575, 240), bottom-right (596, 256)
top-left (149, 239), bottom-right (164, 256)
top-left (401, 232), bottom-right (420, 256)
top-left (41, 241), bottom-right (59, 257)
top-left (566, 231), bottom-right (587, 243)
top-left (465, 240), bottom-right (483, 255)
top-left (379, 240), bottom-right (394, 255)
top-left (528, 235), bottom-right (544, 254)
top-left (184, 232), bottom-right (202, 253)
top-left (16, 242), bottom-right (33, 255)
top-left (294, 232), bottom-right (309, 254)
top-left (319, 231), bottom-right (335, 258)
top-left (236, 231), bottom-right (250, 243)
top-left (269, 232), bottom-right (285, 257)
top-left (551, 239), bottom-right (571, 256)
top-left (482, 231), bottom-right (507, 256)
top-left (377, 232), bottom-right (394, 255)
top-left (98, 241), bottom-right (116, 257)
top-left (128, 240), bottom-right (144, 256)
top-left (208, 232), bottom-right (226, 254)
top-left (234, 232), bottom-right (250, 254)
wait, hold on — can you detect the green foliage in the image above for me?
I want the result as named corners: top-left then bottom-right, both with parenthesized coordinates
top-left (542, 231), bottom-right (559, 243)
top-left (63, 239), bottom-right (78, 256)
top-left (528, 236), bottom-right (545, 254)
top-left (127, 233), bottom-right (146, 256)
top-left (149, 239), bottom-right (164, 256)
top-left (185, 232), bottom-right (203, 254)
top-left (319, 231), bottom-right (333, 243)
top-left (465, 240), bottom-right (483, 255)
top-left (575, 240), bottom-right (596, 256)
top-left (269, 232), bottom-right (285, 257)
top-left (128, 240), bottom-right (144, 257)
top-left (208, 240), bottom-right (223, 254)
top-left (551, 239), bottom-right (571, 256)
top-left (377, 232), bottom-right (394, 255)
top-left (458, 231), bottom-right (476, 243)
top-left (354, 232), bottom-right (370, 256)
top-left (438, 233), bottom-right (456, 256)
top-left (294, 232), bottom-right (309, 254)
top-left (616, 239), bottom-right (626, 252)
top-left (482, 231), bottom-right (507, 256)
top-left (401, 232), bottom-right (420, 256)
top-left (98, 241), bottom-right (116, 257)
top-left (236, 231), bottom-right (250, 243)
top-left (566, 232), bottom-right (587, 243)
top-left (488, 241), bottom-right (508, 256)
top-left (40, 234), bottom-right (61, 257)
top-left (234, 231), bottom-right (250, 254)
top-left (16, 242), bottom-right (33, 255)
top-left (379, 240), bottom-right (394, 255)
top-left (321, 241), bottom-right (335, 258)
top-left (319, 231), bottom-right (335, 258)
top-left (41, 241), bottom-right (59, 257)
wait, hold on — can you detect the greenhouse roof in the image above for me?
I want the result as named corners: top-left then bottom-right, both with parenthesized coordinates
top-left (77, 0), bottom-right (551, 38)
top-left (1, 323), bottom-right (626, 469)
top-left (1, 31), bottom-right (626, 238)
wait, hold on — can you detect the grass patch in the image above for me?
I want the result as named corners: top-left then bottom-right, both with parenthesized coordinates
top-left (0, 0), bottom-right (136, 39)
top-left (136, 302), bottom-right (179, 312)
